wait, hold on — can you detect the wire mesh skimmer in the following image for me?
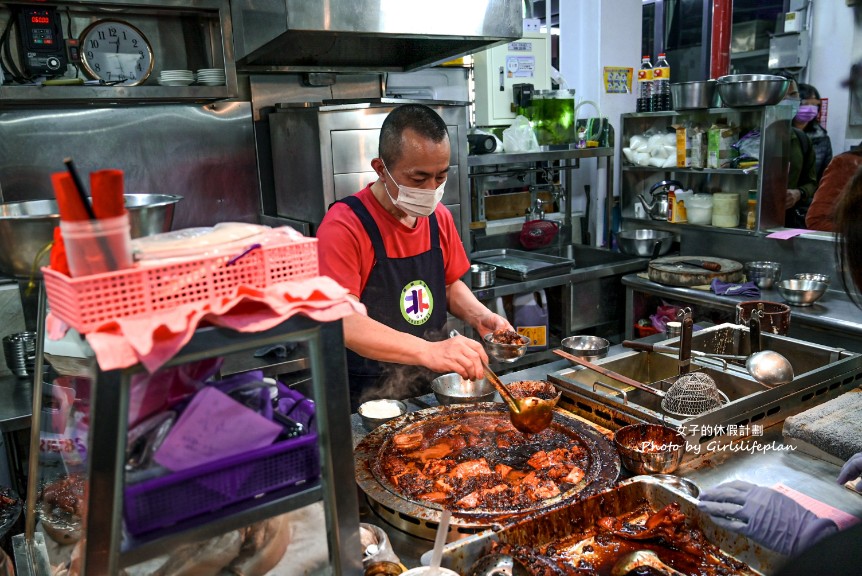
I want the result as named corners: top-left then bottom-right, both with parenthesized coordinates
top-left (660, 372), bottom-right (730, 418)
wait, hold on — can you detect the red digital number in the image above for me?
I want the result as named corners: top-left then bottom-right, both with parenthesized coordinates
top-left (31, 16), bottom-right (50, 24)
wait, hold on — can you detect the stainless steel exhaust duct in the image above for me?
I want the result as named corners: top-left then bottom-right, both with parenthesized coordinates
top-left (231, 0), bottom-right (522, 72)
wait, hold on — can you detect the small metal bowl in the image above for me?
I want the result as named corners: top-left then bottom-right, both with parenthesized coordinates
top-left (614, 423), bottom-right (686, 475)
top-left (744, 260), bottom-right (782, 289)
top-left (561, 335), bottom-right (609, 362)
top-left (777, 279), bottom-right (828, 307)
top-left (431, 373), bottom-right (496, 405)
top-left (470, 263), bottom-right (496, 288)
top-left (483, 331), bottom-right (530, 363)
top-left (649, 474), bottom-right (700, 498)
top-left (358, 399), bottom-right (407, 431)
top-left (794, 272), bottom-right (830, 286)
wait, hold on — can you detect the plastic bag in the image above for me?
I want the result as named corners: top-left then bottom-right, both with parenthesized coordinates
top-left (503, 115), bottom-right (539, 153)
top-left (732, 129), bottom-right (761, 161)
top-left (649, 303), bottom-right (684, 332)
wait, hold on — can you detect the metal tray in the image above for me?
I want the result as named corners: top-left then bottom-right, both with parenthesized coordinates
top-left (438, 477), bottom-right (784, 575)
top-left (471, 249), bottom-right (573, 281)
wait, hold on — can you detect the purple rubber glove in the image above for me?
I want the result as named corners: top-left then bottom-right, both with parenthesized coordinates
top-left (697, 480), bottom-right (838, 556)
top-left (837, 452), bottom-right (862, 484)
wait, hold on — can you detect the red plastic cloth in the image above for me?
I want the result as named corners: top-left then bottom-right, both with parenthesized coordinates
top-left (46, 276), bottom-right (365, 373)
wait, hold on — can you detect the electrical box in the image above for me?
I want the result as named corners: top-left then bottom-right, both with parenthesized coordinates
top-left (768, 32), bottom-right (810, 69)
top-left (473, 33), bottom-right (551, 127)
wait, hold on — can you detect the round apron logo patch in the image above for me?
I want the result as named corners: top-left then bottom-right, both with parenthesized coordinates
top-left (400, 280), bottom-right (434, 325)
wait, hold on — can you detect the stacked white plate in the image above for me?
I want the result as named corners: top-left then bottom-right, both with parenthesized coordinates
top-left (158, 70), bottom-right (194, 86)
top-left (196, 68), bottom-right (226, 86)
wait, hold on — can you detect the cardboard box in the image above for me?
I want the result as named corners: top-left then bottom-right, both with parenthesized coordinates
top-left (675, 124), bottom-right (706, 168)
top-left (707, 124), bottom-right (739, 169)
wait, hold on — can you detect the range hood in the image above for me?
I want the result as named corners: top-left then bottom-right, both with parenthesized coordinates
top-left (230, 0), bottom-right (522, 72)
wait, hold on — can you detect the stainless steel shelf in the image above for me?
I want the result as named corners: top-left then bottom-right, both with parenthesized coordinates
top-left (621, 216), bottom-right (759, 237)
top-left (621, 165), bottom-right (753, 175)
top-left (621, 108), bottom-right (765, 118)
top-left (19, 315), bottom-right (361, 575)
top-left (0, 85), bottom-right (237, 104)
top-left (468, 146), bottom-right (613, 167)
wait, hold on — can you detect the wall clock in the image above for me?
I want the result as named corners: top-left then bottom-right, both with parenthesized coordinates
top-left (79, 19), bottom-right (154, 86)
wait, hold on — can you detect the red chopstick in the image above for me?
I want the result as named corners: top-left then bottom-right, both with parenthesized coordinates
top-left (51, 173), bottom-right (91, 222)
top-left (90, 169), bottom-right (126, 218)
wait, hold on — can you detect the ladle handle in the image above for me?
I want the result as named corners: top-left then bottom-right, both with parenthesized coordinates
top-left (679, 316), bottom-right (694, 375)
top-left (483, 362), bottom-right (521, 414)
top-left (622, 340), bottom-right (656, 352)
top-left (749, 313), bottom-right (762, 354)
top-left (553, 349), bottom-right (665, 397)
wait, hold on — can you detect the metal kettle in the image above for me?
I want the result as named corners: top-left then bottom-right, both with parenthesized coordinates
top-left (637, 179), bottom-right (684, 221)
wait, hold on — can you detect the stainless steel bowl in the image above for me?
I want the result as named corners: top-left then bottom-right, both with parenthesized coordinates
top-left (616, 229), bottom-right (674, 258)
top-left (614, 423), bottom-right (686, 475)
top-left (430, 373), bottom-right (496, 405)
top-left (744, 261), bottom-right (782, 289)
top-left (483, 331), bottom-right (530, 363)
top-left (560, 335), bottom-right (610, 362)
top-left (794, 272), bottom-right (830, 286)
top-left (358, 399), bottom-right (407, 431)
top-left (777, 279), bottom-right (828, 307)
top-left (470, 263), bottom-right (496, 288)
top-left (0, 194), bottom-right (182, 278)
top-left (649, 474), bottom-right (700, 498)
top-left (716, 74), bottom-right (790, 107)
top-left (670, 80), bottom-right (718, 110)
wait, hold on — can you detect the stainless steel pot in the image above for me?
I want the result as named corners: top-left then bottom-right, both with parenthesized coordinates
top-left (670, 80), bottom-right (718, 110)
top-left (716, 74), bottom-right (789, 107)
top-left (616, 229), bottom-right (674, 258)
top-left (470, 263), bottom-right (496, 288)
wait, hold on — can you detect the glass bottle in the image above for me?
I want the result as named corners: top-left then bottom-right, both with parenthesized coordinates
top-left (746, 190), bottom-right (758, 230)
top-left (652, 53), bottom-right (671, 112)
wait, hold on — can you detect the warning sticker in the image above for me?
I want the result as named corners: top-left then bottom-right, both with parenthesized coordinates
top-left (517, 326), bottom-right (547, 347)
top-left (505, 56), bottom-right (536, 79)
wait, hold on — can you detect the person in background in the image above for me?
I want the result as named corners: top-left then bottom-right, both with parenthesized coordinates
top-left (782, 80), bottom-right (818, 228)
top-left (316, 103), bottom-right (510, 408)
top-left (795, 83), bottom-right (833, 183)
top-left (804, 146), bottom-right (862, 231)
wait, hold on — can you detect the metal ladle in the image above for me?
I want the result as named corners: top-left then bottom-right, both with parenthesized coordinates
top-left (483, 362), bottom-right (557, 434)
top-left (746, 311), bottom-right (794, 387)
top-left (449, 329), bottom-right (557, 434)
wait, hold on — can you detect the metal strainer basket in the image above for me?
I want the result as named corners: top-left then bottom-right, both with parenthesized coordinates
top-left (660, 372), bottom-right (729, 417)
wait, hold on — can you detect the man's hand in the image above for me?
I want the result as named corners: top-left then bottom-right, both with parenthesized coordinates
top-left (474, 312), bottom-right (514, 338)
top-left (421, 335), bottom-right (488, 382)
top-left (697, 480), bottom-right (837, 556)
top-left (786, 188), bottom-right (802, 209)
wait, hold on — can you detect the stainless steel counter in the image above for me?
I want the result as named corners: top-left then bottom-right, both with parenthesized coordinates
top-left (623, 273), bottom-right (862, 351)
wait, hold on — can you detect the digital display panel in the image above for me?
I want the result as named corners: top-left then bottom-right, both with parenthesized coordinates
top-left (31, 16), bottom-right (50, 24)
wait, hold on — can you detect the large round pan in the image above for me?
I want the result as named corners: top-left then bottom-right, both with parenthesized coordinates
top-left (355, 403), bottom-right (620, 535)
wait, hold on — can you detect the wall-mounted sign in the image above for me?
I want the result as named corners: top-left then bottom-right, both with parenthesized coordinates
top-left (604, 66), bottom-right (633, 94)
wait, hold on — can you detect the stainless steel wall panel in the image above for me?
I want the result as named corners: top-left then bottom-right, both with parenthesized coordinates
top-left (334, 173), bottom-right (375, 201)
top-left (0, 103), bottom-right (258, 229)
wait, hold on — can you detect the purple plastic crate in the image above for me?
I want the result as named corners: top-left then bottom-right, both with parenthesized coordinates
top-left (124, 392), bottom-right (319, 536)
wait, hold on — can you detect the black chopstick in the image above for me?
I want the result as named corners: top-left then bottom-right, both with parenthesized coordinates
top-left (63, 157), bottom-right (97, 220)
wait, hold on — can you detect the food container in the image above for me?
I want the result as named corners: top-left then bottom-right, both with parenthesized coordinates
top-left (532, 89), bottom-right (576, 146)
top-left (615, 229), bottom-right (674, 257)
top-left (614, 423), bottom-right (686, 475)
top-left (716, 74), bottom-right (790, 107)
top-left (483, 332), bottom-right (530, 363)
top-left (744, 261), bottom-right (782, 289)
top-left (711, 192), bottom-right (739, 227)
top-left (735, 300), bottom-right (791, 335)
top-left (560, 335), bottom-right (609, 362)
top-left (670, 79), bottom-right (718, 110)
top-left (794, 272), bottom-right (830, 285)
top-left (469, 263), bottom-right (496, 288)
top-left (777, 279), bottom-right (828, 307)
top-left (684, 193), bottom-right (713, 225)
top-left (358, 400), bottom-right (408, 431)
top-left (430, 373), bottom-right (496, 405)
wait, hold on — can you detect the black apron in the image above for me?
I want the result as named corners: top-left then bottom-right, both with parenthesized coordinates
top-left (339, 195), bottom-right (448, 409)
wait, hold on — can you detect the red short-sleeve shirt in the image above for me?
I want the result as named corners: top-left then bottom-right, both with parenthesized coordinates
top-left (316, 184), bottom-right (470, 297)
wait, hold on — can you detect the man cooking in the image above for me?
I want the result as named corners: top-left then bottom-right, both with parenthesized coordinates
top-left (317, 104), bottom-right (511, 408)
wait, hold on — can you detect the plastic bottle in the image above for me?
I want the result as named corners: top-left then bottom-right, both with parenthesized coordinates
top-left (652, 53), bottom-right (671, 112)
top-left (637, 55), bottom-right (653, 113)
top-left (513, 290), bottom-right (549, 352)
top-left (746, 190), bottom-right (758, 230)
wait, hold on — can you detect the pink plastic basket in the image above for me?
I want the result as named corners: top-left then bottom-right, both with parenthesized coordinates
top-left (43, 238), bottom-right (318, 334)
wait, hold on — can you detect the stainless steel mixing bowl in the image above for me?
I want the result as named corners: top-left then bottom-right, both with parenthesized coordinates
top-left (777, 279), bottom-right (828, 307)
top-left (716, 74), bottom-right (790, 107)
top-left (0, 194), bottom-right (182, 277)
top-left (670, 80), bottom-right (718, 110)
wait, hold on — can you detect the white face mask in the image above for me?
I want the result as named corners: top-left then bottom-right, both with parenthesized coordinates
top-left (382, 163), bottom-right (446, 218)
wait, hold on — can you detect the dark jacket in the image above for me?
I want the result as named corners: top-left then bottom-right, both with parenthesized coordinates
top-left (805, 122), bottom-right (833, 183)
top-left (786, 128), bottom-right (818, 227)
